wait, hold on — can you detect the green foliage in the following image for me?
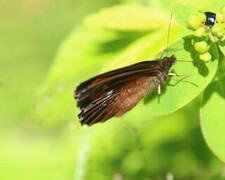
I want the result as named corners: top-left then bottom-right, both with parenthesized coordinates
top-left (172, 2), bottom-right (225, 165)
top-left (201, 75), bottom-right (225, 162)
top-left (200, 52), bottom-right (225, 162)
top-left (34, 0), bottom-right (225, 178)
top-left (2, 0), bottom-right (225, 179)
top-left (172, 3), bottom-right (225, 61)
top-left (0, 0), bottom-right (119, 179)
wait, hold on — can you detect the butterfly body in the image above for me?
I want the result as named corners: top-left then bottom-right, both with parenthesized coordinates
top-left (75, 55), bottom-right (176, 126)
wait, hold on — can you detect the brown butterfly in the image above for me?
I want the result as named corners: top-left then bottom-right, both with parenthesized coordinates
top-left (74, 55), bottom-right (177, 126)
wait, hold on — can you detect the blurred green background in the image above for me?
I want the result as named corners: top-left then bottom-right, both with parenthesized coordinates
top-left (1, 0), bottom-right (225, 179)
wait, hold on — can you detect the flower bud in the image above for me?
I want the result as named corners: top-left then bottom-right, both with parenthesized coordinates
top-left (194, 41), bottom-right (209, 53)
top-left (198, 12), bottom-right (206, 22)
top-left (211, 23), bottom-right (225, 38)
top-left (216, 13), bottom-right (224, 23)
top-left (194, 27), bottom-right (206, 37)
top-left (186, 14), bottom-right (204, 30)
top-left (199, 52), bottom-right (212, 62)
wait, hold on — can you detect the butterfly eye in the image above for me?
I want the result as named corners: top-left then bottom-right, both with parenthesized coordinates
top-left (163, 57), bottom-right (175, 67)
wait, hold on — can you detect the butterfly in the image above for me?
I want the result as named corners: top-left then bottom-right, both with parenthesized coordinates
top-left (74, 55), bottom-right (177, 126)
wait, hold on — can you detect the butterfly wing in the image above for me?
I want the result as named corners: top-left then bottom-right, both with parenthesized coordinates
top-left (75, 61), bottom-right (163, 126)
top-left (75, 60), bottom-right (160, 109)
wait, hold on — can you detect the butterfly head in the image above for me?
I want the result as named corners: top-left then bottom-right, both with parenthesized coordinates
top-left (161, 55), bottom-right (176, 69)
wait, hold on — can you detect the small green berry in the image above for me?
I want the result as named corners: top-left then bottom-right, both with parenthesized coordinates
top-left (211, 23), bottom-right (225, 38)
top-left (198, 12), bottom-right (206, 22)
top-left (216, 13), bottom-right (224, 23)
top-left (199, 52), bottom-right (212, 62)
top-left (194, 27), bottom-right (206, 37)
top-left (194, 41), bottom-right (209, 53)
top-left (186, 14), bottom-right (203, 30)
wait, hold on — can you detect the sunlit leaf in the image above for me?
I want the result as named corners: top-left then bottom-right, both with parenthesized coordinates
top-left (171, 4), bottom-right (198, 27)
top-left (200, 77), bottom-right (225, 163)
top-left (85, 4), bottom-right (169, 31)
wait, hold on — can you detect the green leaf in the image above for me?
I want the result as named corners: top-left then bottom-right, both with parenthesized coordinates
top-left (200, 77), bottom-right (225, 163)
top-left (145, 36), bottom-right (219, 115)
top-left (85, 4), bottom-right (169, 31)
top-left (171, 4), bottom-right (198, 27)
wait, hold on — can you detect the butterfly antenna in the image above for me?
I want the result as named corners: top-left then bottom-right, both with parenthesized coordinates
top-left (165, 13), bottom-right (173, 57)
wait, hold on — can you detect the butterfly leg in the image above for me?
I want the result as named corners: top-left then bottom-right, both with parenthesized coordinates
top-left (168, 72), bottom-right (177, 76)
top-left (158, 84), bottom-right (161, 94)
top-left (168, 72), bottom-right (191, 77)
top-left (157, 85), bottom-right (161, 103)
